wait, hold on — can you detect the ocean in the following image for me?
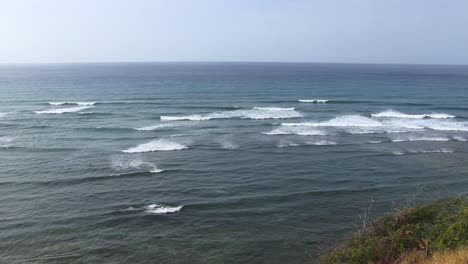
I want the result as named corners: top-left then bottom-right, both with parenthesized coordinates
top-left (1, 62), bottom-right (468, 263)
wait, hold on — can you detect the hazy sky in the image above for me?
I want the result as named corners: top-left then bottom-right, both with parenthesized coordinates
top-left (1, 0), bottom-right (468, 64)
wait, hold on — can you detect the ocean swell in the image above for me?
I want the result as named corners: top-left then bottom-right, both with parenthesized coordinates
top-left (35, 106), bottom-right (94, 114)
top-left (161, 107), bottom-right (302, 121)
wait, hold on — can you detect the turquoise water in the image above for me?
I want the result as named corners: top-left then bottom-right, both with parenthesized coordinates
top-left (1, 63), bottom-right (468, 263)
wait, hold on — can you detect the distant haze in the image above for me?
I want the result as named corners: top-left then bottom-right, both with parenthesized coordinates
top-left (1, 0), bottom-right (468, 64)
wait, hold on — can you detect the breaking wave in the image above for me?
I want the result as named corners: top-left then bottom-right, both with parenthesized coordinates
top-left (144, 204), bottom-right (183, 214)
top-left (308, 140), bottom-right (337, 146)
top-left (111, 156), bottom-right (164, 173)
top-left (278, 140), bottom-right (300, 148)
top-left (393, 148), bottom-right (454, 155)
top-left (135, 123), bottom-right (188, 131)
top-left (391, 136), bottom-right (450, 142)
top-left (122, 139), bottom-right (188, 153)
top-left (160, 107), bottom-right (302, 121)
top-left (253, 107), bottom-right (295, 111)
top-left (263, 126), bottom-right (327, 136)
top-left (453, 136), bottom-right (467, 141)
top-left (35, 106), bottom-right (93, 114)
top-left (298, 99), bottom-right (328, 103)
top-left (371, 110), bottom-right (455, 119)
top-left (274, 114), bottom-right (468, 134)
top-left (48, 102), bottom-right (96, 106)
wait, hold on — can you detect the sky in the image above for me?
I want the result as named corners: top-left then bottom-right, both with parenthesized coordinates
top-left (1, 0), bottom-right (468, 64)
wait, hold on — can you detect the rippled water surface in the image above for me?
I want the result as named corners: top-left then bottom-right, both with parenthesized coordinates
top-left (1, 63), bottom-right (468, 263)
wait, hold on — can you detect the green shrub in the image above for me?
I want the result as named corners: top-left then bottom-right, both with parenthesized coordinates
top-left (320, 196), bottom-right (468, 264)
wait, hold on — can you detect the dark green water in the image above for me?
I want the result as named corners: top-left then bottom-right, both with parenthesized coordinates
top-left (1, 63), bottom-right (468, 263)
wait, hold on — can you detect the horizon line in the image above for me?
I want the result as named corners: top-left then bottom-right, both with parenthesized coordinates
top-left (1, 61), bottom-right (468, 67)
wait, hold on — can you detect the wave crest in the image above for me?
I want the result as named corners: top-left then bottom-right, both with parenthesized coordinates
top-left (111, 156), bottom-right (163, 173)
top-left (35, 106), bottom-right (93, 114)
top-left (298, 99), bottom-right (328, 103)
top-left (48, 102), bottom-right (96, 106)
top-left (161, 107), bottom-right (302, 121)
top-left (122, 139), bottom-right (187, 153)
top-left (371, 110), bottom-right (455, 119)
top-left (263, 126), bottom-right (326, 136)
top-left (277, 114), bottom-right (468, 134)
top-left (144, 204), bottom-right (183, 214)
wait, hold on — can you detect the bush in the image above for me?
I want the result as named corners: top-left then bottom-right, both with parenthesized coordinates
top-left (320, 196), bottom-right (468, 264)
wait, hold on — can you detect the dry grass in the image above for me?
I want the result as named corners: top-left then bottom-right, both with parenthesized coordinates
top-left (399, 247), bottom-right (468, 264)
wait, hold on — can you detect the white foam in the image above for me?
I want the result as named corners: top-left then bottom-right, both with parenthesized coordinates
top-left (220, 140), bottom-right (238, 149)
top-left (284, 115), bottom-right (382, 128)
top-left (161, 107), bottom-right (302, 121)
top-left (0, 136), bottom-right (15, 143)
top-left (371, 110), bottom-right (455, 119)
top-left (415, 148), bottom-right (454, 154)
top-left (111, 156), bottom-right (164, 173)
top-left (122, 139), bottom-right (187, 153)
top-left (0, 136), bottom-right (15, 147)
top-left (48, 102), bottom-right (96, 106)
top-left (298, 99), bottom-right (328, 103)
top-left (0, 112), bottom-right (9, 118)
top-left (135, 123), bottom-right (179, 131)
top-left (35, 106), bottom-right (93, 114)
top-left (280, 114), bottom-right (468, 134)
top-left (263, 126), bottom-right (327, 136)
top-left (278, 140), bottom-right (300, 148)
top-left (253, 107), bottom-right (295, 111)
top-left (392, 136), bottom-right (450, 142)
top-left (453, 136), bottom-right (467, 141)
top-left (393, 148), bottom-right (454, 155)
top-left (308, 140), bottom-right (337, 146)
top-left (144, 204), bottom-right (183, 214)
top-left (417, 120), bottom-right (468, 131)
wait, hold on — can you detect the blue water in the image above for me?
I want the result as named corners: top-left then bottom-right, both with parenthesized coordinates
top-left (1, 63), bottom-right (468, 263)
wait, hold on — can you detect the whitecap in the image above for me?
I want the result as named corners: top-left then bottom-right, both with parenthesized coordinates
top-left (263, 126), bottom-right (326, 136)
top-left (391, 136), bottom-right (451, 142)
top-left (0, 112), bottom-right (9, 118)
top-left (253, 107), bottom-right (295, 111)
top-left (220, 140), bottom-right (238, 150)
top-left (280, 114), bottom-right (468, 134)
top-left (298, 99), bottom-right (328, 103)
top-left (415, 149), bottom-right (454, 154)
top-left (122, 139), bottom-right (187, 153)
top-left (135, 123), bottom-right (182, 131)
top-left (284, 115), bottom-right (383, 128)
top-left (418, 120), bottom-right (468, 131)
top-left (278, 140), bottom-right (300, 148)
top-left (393, 148), bottom-right (454, 155)
top-left (35, 106), bottom-right (93, 114)
top-left (453, 136), bottom-right (467, 141)
top-left (371, 110), bottom-right (455, 119)
top-left (0, 136), bottom-right (15, 147)
top-left (48, 102), bottom-right (96, 106)
top-left (308, 140), bottom-right (337, 146)
top-left (161, 107), bottom-right (302, 121)
top-left (144, 204), bottom-right (183, 214)
top-left (112, 156), bottom-right (164, 173)
top-left (0, 136), bottom-right (15, 143)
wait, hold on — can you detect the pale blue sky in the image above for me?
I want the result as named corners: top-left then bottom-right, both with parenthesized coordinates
top-left (1, 0), bottom-right (467, 64)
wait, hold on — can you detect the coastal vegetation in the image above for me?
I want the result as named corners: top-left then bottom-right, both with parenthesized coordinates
top-left (320, 196), bottom-right (468, 264)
